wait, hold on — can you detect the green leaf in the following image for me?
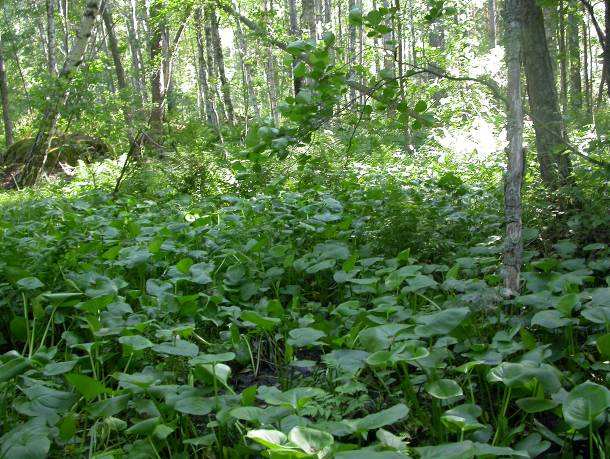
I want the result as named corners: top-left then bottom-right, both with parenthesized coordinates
top-left (415, 307), bottom-right (470, 337)
top-left (562, 381), bottom-right (610, 430)
top-left (516, 397), bottom-right (559, 414)
top-left (241, 310), bottom-right (281, 331)
top-left (65, 373), bottom-right (108, 400)
top-left (425, 379), bottom-right (463, 400)
top-left (288, 426), bottom-right (334, 455)
top-left (414, 100), bottom-right (428, 113)
top-left (88, 394), bottom-right (130, 418)
top-left (531, 310), bottom-right (572, 329)
top-left (43, 360), bottom-right (78, 376)
top-left (119, 335), bottom-right (154, 351)
top-left (16, 277), bottom-right (44, 290)
top-left (286, 328), bottom-right (326, 347)
top-left (441, 404), bottom-right (484, 432)
top-left (152, 340), bottom-right (199, 357)
top-left (174, 396), bottom-right (215, 416)
top-left (596, 333), bottom-right (610, 359)
top-left (348, 403), bottom-right (409, 432)
top-left (0, 354), bottom-right (31, 382)
top-left (0, 419), bottom-right (52, 459)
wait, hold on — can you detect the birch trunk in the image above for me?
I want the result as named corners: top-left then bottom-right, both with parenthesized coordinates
top-left (19, 0), bottom-right (102, 186)
top-left (209, 7), bottom-right (235, 125)
top-left (488, 0), bottom-right (497, 48)
top-left (126, 0), bottom-right (146, 104)
top-left (265, 0), bottom-right (280, 124)
top-left (46, 0), bottom-right (58, 75)
top-left (503, 0), bottom-right (525, 295)
top-left (382, 0), bottom-right (395, 76)
top-left (302, 0), bottom-right (317, 40)
top-left (149, 0), bottom-right (164, 140)
top-left (0, 32), bottom-right (14, 148)
top-left (348, 0), bottom-right (356, 100)
top-left (195, 7), bottom-right (218, 127)
top-left (288, 0), bottom-right (302, 95)
top-left (558, 0), bottom-right (569, 112)
top-left (233, 0), bottom-right (259, 119)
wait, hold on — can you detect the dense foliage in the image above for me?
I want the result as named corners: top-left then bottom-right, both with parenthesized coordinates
top-left (1, 0), bottom-right (610, 458)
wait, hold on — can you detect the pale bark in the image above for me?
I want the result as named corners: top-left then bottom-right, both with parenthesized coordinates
top-left (503, 0), bottom-right (525, 295)
top-left (265, 0), bottom-right (280, 124)
top-left (195, 7), bottom-right (218, 127)
top-left (0, 32), bottom-right (14, 148)
top-left (19, 0), bottom-right (102, 186)
top-left (46, 0), bottom-right (58, 75)
top-left (558, 0), bottom-right (569, 112)
top-left (149, 0), bottom-right (164, 140)
top-left (209, 7), bottom-right (235, 125)
top-left (488, 0), bottom-right (497, 48)
top-left (126, 0), bottom-right (146, 104)
top-left (233, 0), bottom-right (259, 119)
top-left (348, 0), bottom-right (356, 100)
top-left (302, 0), bottom-right (316, 40)
top-left (288, 0), bottom-right (302, 95)
top-left (382, 0), bottom-right (395, 75)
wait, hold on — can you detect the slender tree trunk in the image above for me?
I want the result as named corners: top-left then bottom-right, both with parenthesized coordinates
top-left (102, 3), bottom-right (133, 132)
top-left (19, 0), bottom-right (102, 186)
top-left (58, 0), bottom-right (70, 56)
top-left (0, 32), bottom-right (14, 148)
top-left (265, 0), bottom-right (280, 124)
top-left (558, 0), bottom-right (569, 112)
top-left (302, 0), bottom-right (317, 40)
top-left (148, 0), bottom-right (164, 140)
top-left (195, 7), bottom-right (218, 127)
top-left (567, 8), bottom-right (582, 113)
top-left (488, 0), bottom-right (497, 48)
top-left (503, 0), bottom-right (524, 295)
top-left (583, 13), bottom-right (593, 116)
top-left (233, 0), bottom-right (259, 120)
top-left (208, 7), bottom-right (235, 125)
top-left (288, 0), bottom-right (302, 95)
top-left (46, 0), bottom-right (58, 75)
top-left (203, 11), bottom-right (226, 122)
top-left (126, 0), bottom-right (146, 104)
top-left (382, 0), bottom-right (395, 75)
top-left (521, 0), bottom-right (572, 189)
top-left (348, 0), bottom-right (356, 100)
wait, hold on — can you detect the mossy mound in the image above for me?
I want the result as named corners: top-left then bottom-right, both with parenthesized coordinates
top-left (1, 134), bottom-right (111, 188)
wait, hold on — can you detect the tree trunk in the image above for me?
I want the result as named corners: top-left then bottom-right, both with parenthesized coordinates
top-left (208, 7), bottom-right (235, 125)
top-left (348, 0), bottom-right (356, 100)
top-left (19, 0), bottom-right (102, 186)
top-left (126, 0), bottom-right (146, 104)
top-left (558, 0), bottom-right (569, 112)
top-left (488, 0), bottom-right (497, 48)
top-left (567, 8), bottom-right (582, 112)
top-left (503, 0), bottom-right (524, 295)
top-left (265, 0), bottom-right (280, 125)
top-left (102, 3), bottom-right (133, 132)
top-left (521, 0), bottom-right (572, 189)
top-left (382, 0), bottom-right (395, 76)
top-left (302, 0), bottom-right (317, 40)
top-left (582, 13), bottom-right (593, 116)
top-left (288, 0), bottom-right (302, 95)
top-left (148, 0), bottom-right (164, 141)
top-left (58, 0), bottom-right (70, 56)
top-left (233, 0), bottom-right (259, 120)
top-left (46, 0), bottom-right (58, 75)
top-left (195, 7), bottom-right (218, 127)
top-left (0, 32), bottom-right (14, 148)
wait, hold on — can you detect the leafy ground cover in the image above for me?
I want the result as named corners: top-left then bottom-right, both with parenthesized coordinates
top-left (1, 169), bottom-right (609, 458)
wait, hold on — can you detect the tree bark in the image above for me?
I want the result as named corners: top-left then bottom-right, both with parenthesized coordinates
top-left (302, 0), bottom-right (317, 40)
top-left (233, 0), bottom-right (259, 120)
top-left (148, 0), bottom-right (164, 140)
top-left (488, 0), bottom-right (497, 48)
top-left (102, 3), bottom-right (133, 131)
top-left (0, 32), bottom-right (14, 148)
top-left (265, 0), bottom-right (280, 124)
top-left (19, 0), bottom-right (102, 186)
top-left (125, 0), bottom-right (146, 104)
top-left (521, 0), bottom-right (572, 189)
top-left (503, 0), bottom-right (524, 295)
top-left (567, 8), bottom-right (582, 112)
top-left (195, 7), bottom-right (219, 127)
top-left (558, 0), bottom-right (569, 112)
top-left (382, 0), bottom-right (395, 76)
top-left (46, 0), bottom-right (58, 75)
top-left (288, 0), bottom-right (302, 95)
top-left (208, 7), bottom-right (235, 125)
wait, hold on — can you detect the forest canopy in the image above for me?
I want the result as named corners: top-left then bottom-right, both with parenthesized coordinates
top-left (0, 0), bottom-right (609, 457)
